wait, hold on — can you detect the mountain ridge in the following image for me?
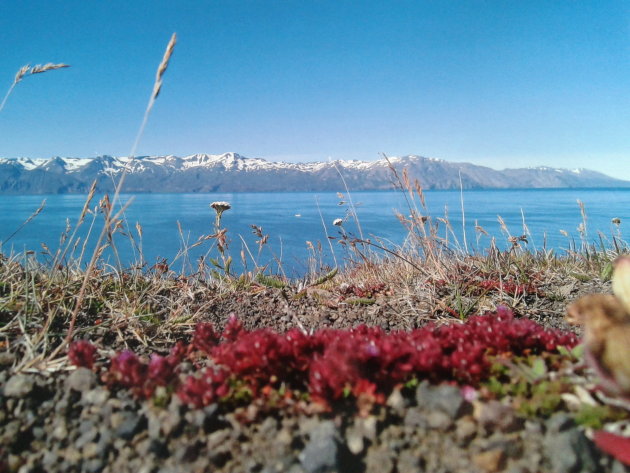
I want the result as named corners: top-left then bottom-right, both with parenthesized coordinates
top-left (0, 153), bottom-right (627, 194)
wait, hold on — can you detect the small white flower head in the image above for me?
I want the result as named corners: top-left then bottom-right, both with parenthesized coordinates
top-left (333, 218), bottom-right (343, 227)
top-left (210, 201), bottom-right (231, 214)
top-left (210, 201), bottom-right (231, 228)
top-left (612, 217), bottom-right (621, 226)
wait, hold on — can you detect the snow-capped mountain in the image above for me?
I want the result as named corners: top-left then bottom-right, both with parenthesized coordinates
top-left (0, 153), bottom-right (627, 194)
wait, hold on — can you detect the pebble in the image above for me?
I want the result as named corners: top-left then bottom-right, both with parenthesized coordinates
top-left (396, 450), bottom-right (422, 473)
top-left (345, 425), bottom-right (365, 455)
top-left (82, 388), bottom-right (109, 406)
top-left (426, 410), bottom-right (453, 431)
top-left (386, 388), bottom-right (407, 415)
top-left (456, 415), bottom-right (478, 445)
top-left (544, 427), bottom-right (600, 473)
top-left (365, 447), bottom-right (395, 473)
top-left (473, 449), bottom-right (506, 473)
top-left (0, 351), bottom-right (16, 367)
top-left (299, 420), bottom-right (338, 473)
top-left (65, 368), bottom-right (97, 392)
top-left (110, 411), bottom-right (143, 440)
top-left (4, 374), bottom-right (34, 398)
top-left (415, 381), bottom-right (465, 419)
top-left (403, 407), bottom-right (426, 429)
top-left (345, 415), bottom-right (378, 454)
top-left (476, 400), bottom-right (523, 433)
top-left (52, 418), bottom-right (68, 440)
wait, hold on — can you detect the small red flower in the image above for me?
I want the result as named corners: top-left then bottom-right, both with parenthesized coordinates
top-left (68, 340), bottom-right (97, 369)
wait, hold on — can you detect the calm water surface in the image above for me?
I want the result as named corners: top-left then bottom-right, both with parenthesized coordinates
top-left (0, 189), bottom-right (628, 276)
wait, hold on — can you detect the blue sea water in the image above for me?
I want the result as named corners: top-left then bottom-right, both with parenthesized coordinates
top-left (0, 188), bottom-right (628, 276)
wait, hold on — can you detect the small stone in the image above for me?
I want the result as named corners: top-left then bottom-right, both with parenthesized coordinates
top-left (276, 428), bottom-right (293, 446)
top-left (546, 412), bottom-right (574, 434)
top-left (358, 416), bottom-right (377, 442)
top-left (52, 418), bottom-right (68, 440)
top-left (345, 426), bottom-right (364, 455)
top-left (7, 454), bottom-right (22, 471)
top-left (473, 449), bottom-right (506, 473)
top-left (544, 427), bottom-right (600, 473)
top-left (32, 426), bottom-right (45, 440)
top-left (0, 351), bottom-right (16, 367)
top-left (345, 415), bottom-right (377, 454)
top-left (4, 374), bottom-right (34, 397)
top-left (75, 424), bottom-right (98, 449)
top-left (82, 388), bottom-right (109, 406)
top-left (206, 429), bottom-right (232, 455)
top-left (456, 416), bottom-right (477, 445)
top-left (110, 411), bottom-right (143, 440)
top-left (82, 442), bottom-right (100, 459)
top-left (66, 368), bottom-right (96, 392)
top-left (426, 410), bottom-right (453, 431)
top-left (404, 407), bottom-right (426, 428)
top-left (416, 381), bottom-right (465, 419)
top-left (299, 421), bottom-right (338, 473)
top-left (85, 458), bottom-right (106, 473)
top-left (386, 388), bottom-right (407, 415)
top-left (396, 450), bottom-right (421, 473)
top-left (365, 447), bottom-right (395, 473)
top-left (41, 451), bottom-right (59, 469)
top-left (63, 447), bottom-right (82, 463)
top-left (476, 400), bottom-right (523, 433)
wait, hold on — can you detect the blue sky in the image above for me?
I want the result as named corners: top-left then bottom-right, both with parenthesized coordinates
top-left (1, 1), bottom-right (629, 179)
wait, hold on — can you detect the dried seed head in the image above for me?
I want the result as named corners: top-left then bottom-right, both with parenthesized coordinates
top-left (14, 64), bottom-right (31, 84)
top-left (152, 33), bottom-right (177, 100)
top-left (30, 63), bottom-right (70, 75)
top-left (333, 218), bottom-right (343, 227)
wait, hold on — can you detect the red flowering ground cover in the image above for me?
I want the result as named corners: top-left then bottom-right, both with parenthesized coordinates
top-left (70, 307), bottom-right (577, 411)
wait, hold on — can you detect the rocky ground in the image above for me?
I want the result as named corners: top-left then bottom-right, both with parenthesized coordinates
top-left (2, 265), bottom-right (630, 473)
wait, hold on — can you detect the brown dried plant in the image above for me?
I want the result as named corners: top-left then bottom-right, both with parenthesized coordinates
top-left (52, 33), bottom-right (177, 358)
top-left (0, 63), bottom-right (70, 113)
top-left (567, 256), bottom-right (630, 396)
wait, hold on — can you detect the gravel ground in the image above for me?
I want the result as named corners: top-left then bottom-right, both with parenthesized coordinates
top-left (2, 368), bottom-right (628, 473)
top-left (2, 277), bottom-right (629, 473)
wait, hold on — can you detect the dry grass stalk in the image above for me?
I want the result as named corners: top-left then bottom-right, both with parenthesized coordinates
top-left (14, 65), bottom-right (31, 84)
top-left (2, 199), bottom-right (46, 245)
top-left (30, 63), bottom-right (70, 74)
top-left (51, 33), bottom-right (177, 358)
top-left (1, 63), bottom-right (70, 113)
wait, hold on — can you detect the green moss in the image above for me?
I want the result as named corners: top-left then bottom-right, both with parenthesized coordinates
top-left (573, 404), bottom-right (627, 429)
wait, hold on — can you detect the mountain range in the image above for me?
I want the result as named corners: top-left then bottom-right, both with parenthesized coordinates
top-left (0, 153), bottom-right (627, 194)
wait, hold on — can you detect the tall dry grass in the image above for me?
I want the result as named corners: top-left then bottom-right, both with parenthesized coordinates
top-left (0, 63), bottom-right (69, 113)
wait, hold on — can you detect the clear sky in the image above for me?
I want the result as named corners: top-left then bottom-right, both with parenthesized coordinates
top-left (1, 1), bottom-right (629, 179)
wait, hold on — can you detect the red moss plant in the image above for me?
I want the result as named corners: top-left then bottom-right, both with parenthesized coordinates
top-left (103, 342), bottom-right (185, 399)
top-left (68, 340), bottom-right (97, 369)
top-left (102, 308), bottom-right (578, 412)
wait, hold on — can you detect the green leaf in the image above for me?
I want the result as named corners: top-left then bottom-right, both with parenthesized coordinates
top-left (530, 358), bottom-right (547, 378)
top-left (313, 268), bottom-right (338, 286)
top-left (255, 273), bottom-right (286, 288)
top-left (601, 261), bottom-right (614, 282)
top-left (346, 297), bottom-right (376, 306)
top-left (571, 344), bottom-right (585, 359)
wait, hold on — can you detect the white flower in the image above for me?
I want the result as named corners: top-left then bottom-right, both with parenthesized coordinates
top-left (210, 201), bottom-right (231, 213)
top-left (333, 218), bottom-right (343, 226)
